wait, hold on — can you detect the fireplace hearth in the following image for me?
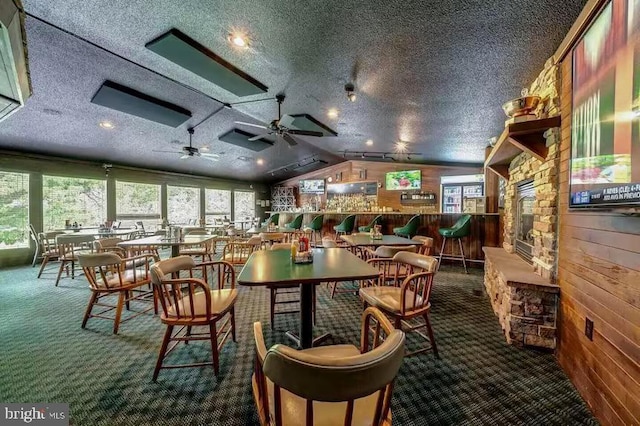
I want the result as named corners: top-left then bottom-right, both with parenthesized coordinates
top-left (515, 180), bottom-right (535, 263)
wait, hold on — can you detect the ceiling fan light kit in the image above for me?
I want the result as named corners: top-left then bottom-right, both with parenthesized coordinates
top-left (345, 83), bottom-right (356, 102)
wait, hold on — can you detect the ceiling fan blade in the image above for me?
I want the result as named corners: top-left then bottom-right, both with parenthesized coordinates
top-left (202, 156), bottom-right (219, 162)
top-left (288, 129), bottom-right (323, 137)
top-left (153, 150), bottom-right (183, 154)
top-left (235, 121), bottom-right (268, 130)
top-left (180, 154), bottom-right (191, 160)
top-left (200, 152), bottom-right (220, 157)
top-left (282, 133), bottom-right (298, 147)
top-left (278, 114), bottom-right (295, 128)
top-left (248, 132), bottom-right (272, 141)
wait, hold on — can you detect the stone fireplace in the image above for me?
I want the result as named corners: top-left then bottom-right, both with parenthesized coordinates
top-left (483, 57), bottom-right (561, 350)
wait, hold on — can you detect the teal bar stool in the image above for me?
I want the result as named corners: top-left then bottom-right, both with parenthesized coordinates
top-left (393, 215), bottom-right (420, 238)
top-left (437, 214), bottom-right (472, 273)
top-left (333, 214), bottom-right (356, 240)
top-left (261, 213), bottom-right (279, 227)
top-left (358, 215), bottom-right (383, 233)
top-left (284, 214), bottom-right (303, 230)
top-left (304, 215), bottom-right (324, 246)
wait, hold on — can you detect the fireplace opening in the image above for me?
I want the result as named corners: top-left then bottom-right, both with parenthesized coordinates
top-left (515, 179), bottom-right (535, 263)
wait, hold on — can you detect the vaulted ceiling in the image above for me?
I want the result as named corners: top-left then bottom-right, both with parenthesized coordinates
top-left (0, 0), bottom-right (587, 182)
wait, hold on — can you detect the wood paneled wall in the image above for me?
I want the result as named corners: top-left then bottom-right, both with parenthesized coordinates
top-left (557, 56), bottom-right (640, 425)
top-left (278, 160), bottom-right (483, 210)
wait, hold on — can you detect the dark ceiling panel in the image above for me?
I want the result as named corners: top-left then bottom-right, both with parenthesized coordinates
top-left (145, 29), bottom-right (268, 97)
top-left (90, 80), bottom-right (191, 127)
top-left (289, 114), bottom-right (337, 136)
top-left (218, 128), bottom-right (273, 152)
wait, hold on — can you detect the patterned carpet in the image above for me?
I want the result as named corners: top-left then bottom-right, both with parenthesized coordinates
top-left (0, 258), bottom-right (597, 425)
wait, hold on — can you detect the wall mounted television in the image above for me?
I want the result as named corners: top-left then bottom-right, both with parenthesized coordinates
top-left (570, 0), bottom-right (640, 208)
top-left (385, 170), bottom-right (421, 191)
top-left (299, 179), bottom-right (325, 194)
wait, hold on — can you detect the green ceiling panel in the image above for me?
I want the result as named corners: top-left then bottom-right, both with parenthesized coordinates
top-left (146, 29), bottom-right (268, 97)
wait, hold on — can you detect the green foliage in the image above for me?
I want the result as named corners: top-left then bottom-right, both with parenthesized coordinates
top-left (42, 176), bottom-right (106, 230)
top-left (0, 172), bottom-right (29, 247)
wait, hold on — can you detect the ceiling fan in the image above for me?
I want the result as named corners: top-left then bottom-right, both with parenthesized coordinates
top-left (154, 128), bottom-right (219, 161)
top-left (234, 94), bottom-right (323, 147)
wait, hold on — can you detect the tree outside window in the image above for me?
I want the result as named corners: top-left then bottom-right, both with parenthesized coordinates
top-left (116, 181), bottom-right (161, 229)
top-left (0, 171), bottom-right (29, 249)
top-left (234, 190), bottom-right (255, 220)
top-left (43, 176), bottom-right (106, 230)
top-left (205, 189), bottom-right (231, 223)
top-left (167, 185), bottom-right (200, 225)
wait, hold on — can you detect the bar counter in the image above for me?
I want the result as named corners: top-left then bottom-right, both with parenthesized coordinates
top-left (266, 211), bottom-right (501, 264)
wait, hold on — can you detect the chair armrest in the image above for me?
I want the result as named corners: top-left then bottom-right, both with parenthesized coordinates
top-left (192, 260), bottom-right (236, 289)
top-left (360, 306), bottom-right (396, 352)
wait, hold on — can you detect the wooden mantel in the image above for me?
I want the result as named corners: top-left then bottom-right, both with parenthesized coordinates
top-left (484, 116), bottom-right (561, 179)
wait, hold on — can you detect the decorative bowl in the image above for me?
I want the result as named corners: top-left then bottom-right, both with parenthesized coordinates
top-left (502, 96), bottom-right (540, 118)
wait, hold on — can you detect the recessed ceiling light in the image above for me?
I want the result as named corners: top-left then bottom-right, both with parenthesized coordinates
top-left (395, 141), bottom-right (407, 152)
top-left (228, 32), bottom-right (249, 48)
top-left (327, 108), bottom-right (339, 118)
top-left (99, 121), bottom-right (114, 129)
top-left (366, 139), bottom-right (373, 146)
top-left (257, 158), bottom-right (264, 165)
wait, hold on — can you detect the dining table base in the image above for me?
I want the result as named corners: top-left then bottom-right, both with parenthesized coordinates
top-left (286, 282), bottom-right (332, 349)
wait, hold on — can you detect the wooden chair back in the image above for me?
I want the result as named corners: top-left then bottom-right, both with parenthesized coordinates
top-left (411, 236), bottom-right (434, 255)
top-left (392, 252), bottom-right (438, 314)
top-left (222, 241), bottom-right (258, 265)
top-left (150, 256), bottom-right (235, 321)
top-left (78, 252), bottom-right (152, 290)
top-left (253, 307), bottom-right (405, 426)
top-left (94, 237), bottom-right (124, 255)
top-left (56, 234), bottom-right (95, 260)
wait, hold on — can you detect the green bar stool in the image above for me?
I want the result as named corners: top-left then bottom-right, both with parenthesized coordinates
top-left (393, 214), bottom-right (420, 238)
top-left (304, 215), bottom-right (324, 246)
top-left (358, 215), bottom-right (383, 233)
top-left (261, 213), bottom-right (279, 227)
top-left (333, 214), bottom-right (356, 240)
top-left (284, 214), bottom-right (303, 230)
top-left (437, 214), bottom-right (472, 273)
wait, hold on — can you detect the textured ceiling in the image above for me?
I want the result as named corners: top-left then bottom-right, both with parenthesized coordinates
top-left (0, 0), bottom-right (587, 182)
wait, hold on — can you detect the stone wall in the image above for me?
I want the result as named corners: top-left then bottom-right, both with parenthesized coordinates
top-left (502, 57), bottom-right (561, 281)
top-left (484, 252), bottom-right (559, 350)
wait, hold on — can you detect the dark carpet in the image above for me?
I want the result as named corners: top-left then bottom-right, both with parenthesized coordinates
top-left (0, 260), bottom-right (597, 425)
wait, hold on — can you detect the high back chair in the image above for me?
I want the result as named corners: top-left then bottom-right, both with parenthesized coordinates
top-left (78, 252), bottom-right (156, 334)
top-left (261, 213), bottom-right (280, 227)
top-left (284, 214), bottom-right (303, 230)
top-left (360, 251), bottom-right (439, 358)
top-left (392, 214), bottom-right (421, 238)
top-left (35, 231), bottom-right (65, 278)
top-left (94, 237), bottom-right (125, 255)
top-left (358, 214), bottom-right (383, 233)
top-left (266, 243), bottom-right (316, 330)
top-left (252, 307), bottom-right (405, 426)
top-left (304, 215), bottom-right (324, 246)
top-left (437, 214), bottom-right (472, 273)
top-left (333, 214), bottom-right (356, 240)
top-left (54, 234), bottom-right (95, 286)
top-left (412, 235), bottom-right (435, 255)
top-left (150, 256), bottom-right (237, 380)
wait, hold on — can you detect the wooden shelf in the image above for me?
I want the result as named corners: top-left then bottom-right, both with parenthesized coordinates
top-left (484, 116), bottom-right (561, 179)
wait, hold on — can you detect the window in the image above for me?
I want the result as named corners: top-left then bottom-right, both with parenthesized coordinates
top-left (0, 171), bottom-right (29, 249)
top-left (234, 190), bottom-right (255, 219)
top-left (116, 181), bottom-right (161, 230)
top-left (43, 176), bottom-right (106, 230)
top-left (167, 185), bottom-right (200, 225)
top-left (205, 189), bottom-right (231, 223)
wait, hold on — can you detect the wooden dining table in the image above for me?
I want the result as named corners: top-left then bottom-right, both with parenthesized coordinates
top-left (237, 247), bottom-right (380, 349)
top-left (340, 234), bottom-right (417, 247)
top-left (117, 234), bottom-right (216, 257)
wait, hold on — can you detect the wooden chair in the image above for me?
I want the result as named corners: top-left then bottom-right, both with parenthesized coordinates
top-left (266, 244), bottom-right (316, 330)
top-left (412, 235), bottom-right (434, 255)
top-left (150, 256), bottom-right (237, 380)
top-left (35, 231), bottom-right (65, 278)
top-left (94, 237), bottom-right (126, 256)
top-left (360, 251), bottom-right (439, 358)
top-left (54, 234), bottom-right (95, 286)
top-left (222, 236), bottom-right (261, 270)
top-left (252, 307), bottom-right (405, 426)
top-left (179, 230), bottom-right (215, 261)
top-left (78, 252), bottom-right (157, 334)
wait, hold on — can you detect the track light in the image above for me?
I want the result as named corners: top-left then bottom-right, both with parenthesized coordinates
top-left (345, 83), bottom-right (356, 102)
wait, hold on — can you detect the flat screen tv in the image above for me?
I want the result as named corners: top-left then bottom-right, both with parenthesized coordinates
top-left (570, 0), bottom-right (640, 208)
top-left (385, 170), bottom-right (421, 191)
top-left (299, 179), bottom-right (325, 194)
